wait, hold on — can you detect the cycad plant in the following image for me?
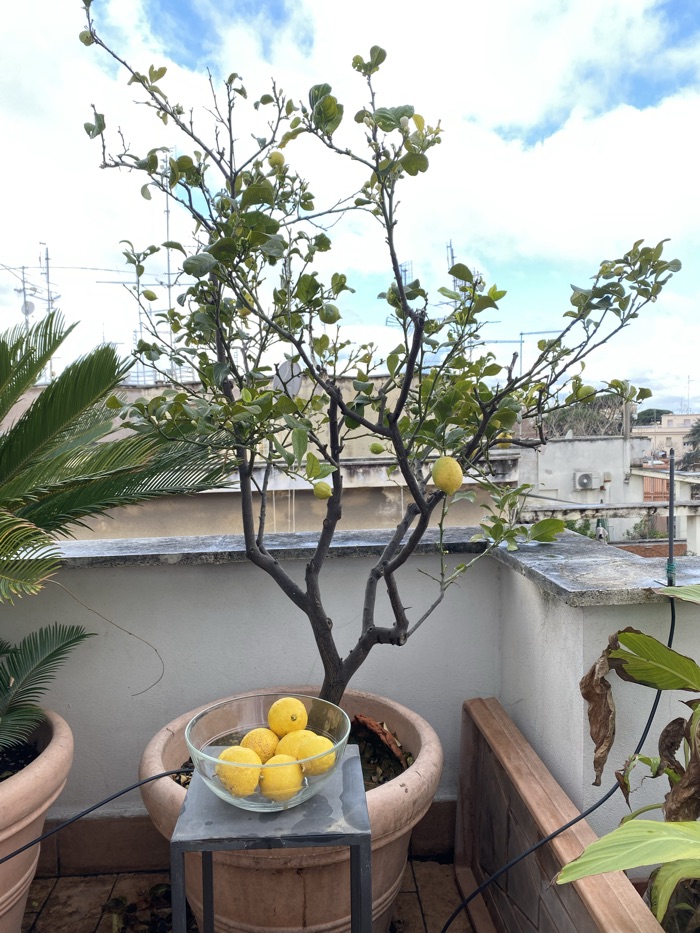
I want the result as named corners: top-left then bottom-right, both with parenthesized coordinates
top-left (0, 311), bottom-right (228, 753)
top-left (0, 625), bottom-right (92, 755)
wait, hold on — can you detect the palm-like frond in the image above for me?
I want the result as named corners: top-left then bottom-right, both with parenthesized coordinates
top-left (0, 313), bottom-right (73, 425)
top-left (0, 623), bottom-right (92, 750)
top-left (0, 510), bottom-right (60, 604)
top-left (13, 440), bottom-right (229, 532)
top-left (0, 343), bottom-right (132, 488)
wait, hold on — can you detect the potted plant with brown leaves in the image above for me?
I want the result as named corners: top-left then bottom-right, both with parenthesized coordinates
top-left (559, 586), bottom-right (700, 933)
top-left (79, 4), bottom-right (681, 929)
top-left (0, 312), bottom-right (226, 933)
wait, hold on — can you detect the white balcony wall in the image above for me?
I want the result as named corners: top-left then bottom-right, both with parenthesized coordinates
top-left (5, 530), bottom-right (700, 845)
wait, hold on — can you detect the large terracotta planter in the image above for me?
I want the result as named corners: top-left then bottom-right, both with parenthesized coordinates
top-left (0, 711), bottom-right (74, 933)
top-left (140, 687), bottom-right (443, 933)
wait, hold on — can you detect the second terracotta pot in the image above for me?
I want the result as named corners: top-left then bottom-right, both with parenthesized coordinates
top-left (140, 686), bottom-right (443, 933)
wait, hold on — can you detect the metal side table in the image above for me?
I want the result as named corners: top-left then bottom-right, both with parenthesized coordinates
top-left (170, 745), bottom-right (372, 933)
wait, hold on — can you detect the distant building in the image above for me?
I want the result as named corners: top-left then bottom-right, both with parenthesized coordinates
top-left (631, 412), bottom-right (700, 461)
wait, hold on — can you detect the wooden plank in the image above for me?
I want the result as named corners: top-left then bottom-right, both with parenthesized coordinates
top-left (456, 698), bottom-right (664, 933)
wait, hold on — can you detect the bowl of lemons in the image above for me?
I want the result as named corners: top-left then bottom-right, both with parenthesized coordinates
top-left (185, 693), bottom-right (351, 811)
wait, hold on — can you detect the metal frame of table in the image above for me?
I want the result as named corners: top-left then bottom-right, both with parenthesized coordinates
top-left (170, 745), bottom-right (372, 933)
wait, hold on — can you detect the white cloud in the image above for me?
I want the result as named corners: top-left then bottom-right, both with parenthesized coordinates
top-left (0, 0), bottom-right (698, 409)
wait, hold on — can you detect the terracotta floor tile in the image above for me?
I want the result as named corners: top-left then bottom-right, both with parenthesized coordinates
top-left (95, 872), bottom-right (172, 933)
top-left (26, 875), bottom-right (117, 933)
top-left (401, 860), bottom-right (418, 892)
top-left (22, 878), bottom-right (56, 933)
top-left (22, 862), bottom-right (466, 933)
top-left (391, 890), bottom-right (426, 932)
top-left (413, 861), bottom-right (472, 933)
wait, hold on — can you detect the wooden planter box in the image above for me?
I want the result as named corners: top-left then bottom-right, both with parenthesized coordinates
top-left (455, 698), bottom-right (663, 933)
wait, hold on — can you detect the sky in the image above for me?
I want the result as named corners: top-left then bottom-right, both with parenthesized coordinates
top-left (1, 0), bottom-right (699, 412)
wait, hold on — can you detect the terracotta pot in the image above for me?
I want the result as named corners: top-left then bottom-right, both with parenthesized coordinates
top-left (0, 711), bottom-right (74, 933)
top-left (140, 687), bottom-right (443, 933)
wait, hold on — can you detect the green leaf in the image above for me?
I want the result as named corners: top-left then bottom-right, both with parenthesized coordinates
top-left (140, 184), bottom-right (152, 201)
top-left (83, 111), bottom-right (105, 139)
top-left (369, 46), bottom-right (387, 71)
top-left (149, 65), bottom-right (167, 83)
top-left (162, 240), bottom-right (186, 255)
top-left (260, 235), bottom-right (286, 258)
top-left (528, 518), bottom-right (565, 543)
top-left (206, 238), bottom-right (239, 262)
top-left (651, 859), bottom-right (700, 920)
top-left (271, 436), bottom-right (294, 467)
top-left (292, 428), bottom-right (307, 466)
top-left (373, 105), bottom-right (414, 131)
top-left (449, 263), bottom-right (473, 284)
top-left (610, 630), bottom-right (700, 691)
top-left (557, 820), bottom-right (700, 914)
top-left (182, 253), bottom-right (218, 278)
top-left (305, 451), bottom-right (320, 479)
top-left (657, 584), bottom-right (700, 605)
top-left (400, 152), bottom-right (429, 176)
top-left (241, 180), bottom-right (275, 209)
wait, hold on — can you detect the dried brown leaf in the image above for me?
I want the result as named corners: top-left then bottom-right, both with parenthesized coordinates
top-left (658, 716), bottom-right (687, 784)
top-left (352, 713), bottom-right (408, 769)
top-left (580, 649), bottom-right (616, 786)
top-left (664, 718), bottom-right (700, 822)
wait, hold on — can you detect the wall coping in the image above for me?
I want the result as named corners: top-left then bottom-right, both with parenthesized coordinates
top-left (56, 528), bottom-right (700, 608)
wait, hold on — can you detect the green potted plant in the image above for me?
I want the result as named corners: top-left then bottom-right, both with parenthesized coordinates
top-left (558, 586), bottom-right (700, 932)
top-left (0, 311), bottom-right (227, 932)
top-left (78, 7), bottom-right (681, 930)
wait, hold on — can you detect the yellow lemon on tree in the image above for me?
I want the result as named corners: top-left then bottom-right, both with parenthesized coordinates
top-left (240, 727), bottom-right (279, 763)
top-left (295, 733), bottom-right (336, 776)
top-left (313, 482), bottom-right (332, 500)
top-left (276, 729), bottom-right (318, 758)
top-left (216, 746), bottom-right (262, 797)
top-left (259, 754), bottom-right (304, 801)
top-left (267, 150), bottom-right (285, 169)
top-left (268, 696), bottom-right (309, 737)
top-left (431, 456), bottom-right (463, 495)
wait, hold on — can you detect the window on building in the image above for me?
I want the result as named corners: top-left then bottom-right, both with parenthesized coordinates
top-left (685, 419), bottom-right (691, 426)
top-left (666, 437), bottom-right (673, 445)
top-left (668, 419), bottom-right (674, 427)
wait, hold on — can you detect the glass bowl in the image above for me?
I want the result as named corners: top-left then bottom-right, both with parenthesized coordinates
top-left (185, 693), bottom-right (351, 811)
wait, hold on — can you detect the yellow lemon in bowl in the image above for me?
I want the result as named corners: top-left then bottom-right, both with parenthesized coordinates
top-left (240, 727), bottom-right (279, 763)
top-left (276, 729), bottom-right (318, 758)
top-left (259, 754), bottom-right (304, 802)
top-left (216, 746), bottom-right (262, 797)
top-left (268, 697), bottom-right (308, 737)
top-left (296, 734), bottom-right (336, 776)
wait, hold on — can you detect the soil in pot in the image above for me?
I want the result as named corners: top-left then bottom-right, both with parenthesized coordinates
top-left (0, 742), bottom-right (39, 782)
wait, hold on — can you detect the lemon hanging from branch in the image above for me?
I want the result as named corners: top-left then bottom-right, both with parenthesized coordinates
top-left (431, 456), bottom-right (463, 496)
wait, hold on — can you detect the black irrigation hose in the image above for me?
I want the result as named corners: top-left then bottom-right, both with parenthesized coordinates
top-left (0, 767), bottom-right (193, 867)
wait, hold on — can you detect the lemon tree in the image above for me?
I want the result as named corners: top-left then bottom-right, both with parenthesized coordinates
top-left (82, 13), bottom-right (681, 706)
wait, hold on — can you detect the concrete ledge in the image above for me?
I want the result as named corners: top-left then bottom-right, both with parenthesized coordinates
top-left (56, 527), bottom-right (700, 608)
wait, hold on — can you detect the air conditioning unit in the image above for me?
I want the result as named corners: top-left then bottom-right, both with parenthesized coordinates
top-left (574, 471), bottom-right (602, 490)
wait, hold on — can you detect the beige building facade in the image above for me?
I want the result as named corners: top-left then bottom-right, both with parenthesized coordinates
top-left (631, 412), bottom-right (700, 460)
